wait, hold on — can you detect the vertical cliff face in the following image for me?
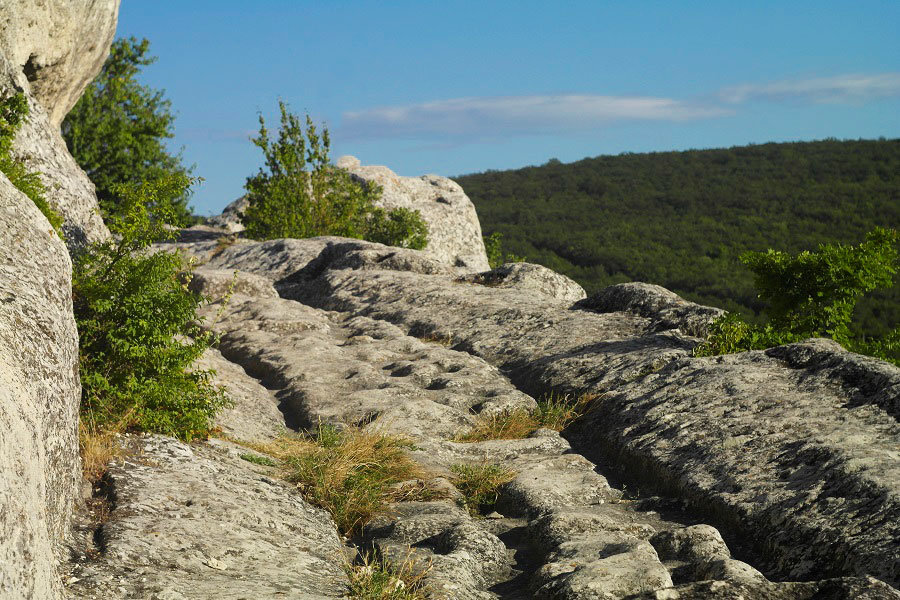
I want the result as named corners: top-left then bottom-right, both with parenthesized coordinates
top-left (0, 176), bottom-right (80, 599)
top-left (0, 1), bottom-right (119, 598)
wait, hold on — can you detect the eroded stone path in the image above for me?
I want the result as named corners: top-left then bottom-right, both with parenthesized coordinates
top-left (68, 234), bottom-right (900, 599)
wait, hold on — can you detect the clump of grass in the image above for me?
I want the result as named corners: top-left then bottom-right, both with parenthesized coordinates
top-left (418, 332), bottom-right (454, 347)
top-left (346, 551), bottom-right (430, 600)
top-left (255, 423), bottom-right (428, 536)
top-left (454, 392), bottom-right (597, 442)
top-left (239, 453), bottom-right (278, 467)
top-left (450, 462), bottom-right (516, 516)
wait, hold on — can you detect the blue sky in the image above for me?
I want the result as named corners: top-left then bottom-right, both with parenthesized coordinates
top-left (117, 0), bottom-right (900, 215)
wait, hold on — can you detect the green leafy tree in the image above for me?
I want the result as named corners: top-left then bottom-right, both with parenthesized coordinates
top-left (73, 175), bottom-right (227, 440)
top-left (62, 37), bottom-right (195, 225)
top-left (242, 101), bottom-right (428, 249)
top-left (0, 92), bottom-right (62, 234)
top-left (697, 228), bottom-right (899, 365)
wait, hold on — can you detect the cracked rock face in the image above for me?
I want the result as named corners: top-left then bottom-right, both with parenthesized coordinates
top-left (66, 436), bottom-right (349, 599)
top-left (0, 175), bottom-right (80, 599)
top-left (72, 232), bottom-right (900, 598)
top-left (233, 236), bottom-right (899, 591)
top-left (0, 3), bottom-right (118, 597)
top-left (0, 0), bottom-right (117, 247)
top-left (338, 155), bottom-right (490, 272)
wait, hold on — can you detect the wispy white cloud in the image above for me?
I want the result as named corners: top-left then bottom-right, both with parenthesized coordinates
top-left (338, 72), bottom-right (900, 142)
top-left (340, 94), bottom-right (730, 140)
top-left (719, 73), bottom-right (900, 104)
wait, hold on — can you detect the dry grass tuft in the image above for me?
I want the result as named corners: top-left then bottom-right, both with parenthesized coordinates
top-left (346, 550), bottom-right (431, 599)
top-left (253, 423), bottom-right (428, 536)
top-left (79, 414), bottom-right (129, 482)
top-left (450, 462), bottom-right (516, 516)
top-left (454, 392), bottom-right (598, 443)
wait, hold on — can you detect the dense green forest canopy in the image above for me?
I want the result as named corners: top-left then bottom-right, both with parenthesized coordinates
top-left (454, 139), bottom-right (900, 339)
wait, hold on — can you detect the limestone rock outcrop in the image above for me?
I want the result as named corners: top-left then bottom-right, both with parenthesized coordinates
top-left (66, 436), bottom-right (349, 599)
top-left (206, 195), bottom-right (248, 233)
top-left (206, 157), bottom-right (491, 274)
top-left (338, 155), bottom-right (490, 272)
top-left (0, 175), bottom-right (80, 599)
top-left (142, 234), bottom-right (898, 597)
top-left (0, 2), bottom-right (118, 597)
top-left (0, 0), bottom-right (117, 246)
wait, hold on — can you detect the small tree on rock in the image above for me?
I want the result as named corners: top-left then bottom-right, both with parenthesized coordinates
top-left (241, 101), bottom-right (428, 249)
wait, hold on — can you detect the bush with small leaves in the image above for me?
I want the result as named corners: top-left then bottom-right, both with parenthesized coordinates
top-left (62, 37), bottom-right (196, 225)
top-left (483, 231), bottom-right (526, 269)
top-left (73, 175), bottom-right (227, 441)
top-left (696, 228), bottom-right (899, 365)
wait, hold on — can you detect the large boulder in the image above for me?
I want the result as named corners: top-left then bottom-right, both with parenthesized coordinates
top-left (0, 0), bottom-right (118, 246)
top-left (0, 175), bottom-right (80, 599)
top-left (338, 155), bottom-right (490, 272)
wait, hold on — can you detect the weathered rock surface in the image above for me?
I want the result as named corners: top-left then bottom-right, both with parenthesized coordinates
top-left (338, 155), bottom-right (490, 272)
top-left (205, 195), bottom-right (248, 233)
top-left (188, 271), bottom-right (778, 598)
top-left (0, 175), bottom-right (80, 599)
top-left (576, 281), bottom-right (725, 338)
top-left (0, 0), bottom-right (117, 246)
top-left (211, 236), bottom-right (899, 591)
top-left (458, 262), bottom-right (587, 304)
top-left (0, 0), bottom-right (119, 126)
top-left (65, 435), bottom-right (348, 599)
top-left (195, 348), bottom-right (285, 443)
top-left (0, 3), bottom-right (118, 597)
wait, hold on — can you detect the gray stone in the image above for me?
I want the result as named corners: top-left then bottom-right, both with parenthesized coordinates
top-left (339, 156), bottom-right (490, 272)
top-left (457, 262), bottom-right (587, 304)
top-left (0, 175), bottom-right (80, 600)
top-left (194, 348), bottom-right (285, 443)
top-left (532, 533), bottom-right (673, 599)
top-left (197, 293), bottom-right (534, 439)
top-left (206, 195), bottom-right (249, 233)
top-left (364, 502), bottom-right (509, 599)
top-left (651, 525), bottom-right (731, 563)
top-left (65, 435), bottom-right (348, 599)
top-left (189, 267), bottom-right (278, 302)
top-left (576, 281), bottom-right (725, 338)
top-left (0, 0), bottom-right (120, 127)
top-left (0, 0), bottom-right (117, 247)
top-left (261, 237), bottom-right (900, 589)
top-left (632, 577), bottom-right (900, 599)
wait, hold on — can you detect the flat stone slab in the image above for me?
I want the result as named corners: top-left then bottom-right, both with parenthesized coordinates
top-left (65, 435), bottom-right (348, 599)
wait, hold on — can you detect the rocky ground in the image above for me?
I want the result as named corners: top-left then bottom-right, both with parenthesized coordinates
top-left (63, 230), bottom-right (900, 599)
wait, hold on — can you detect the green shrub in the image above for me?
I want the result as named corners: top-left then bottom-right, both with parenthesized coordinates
top-left (483, 231), bottom-right (526, 269)
top-left (242, 101), bottom-right (428, 250)
top-left (62, 37), bottom-right (196, 226)
top-left (73, 175), bottom-right (227, 440)
top-left (367, 206), bottom-right (428, 250)
top-left (0, 92), bottom-right (63, 235)
top-left (696, 228), bottom-right (899, 365)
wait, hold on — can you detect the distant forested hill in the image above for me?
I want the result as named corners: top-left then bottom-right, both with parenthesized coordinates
top-left (454, 139), bottom-right (900, 338)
